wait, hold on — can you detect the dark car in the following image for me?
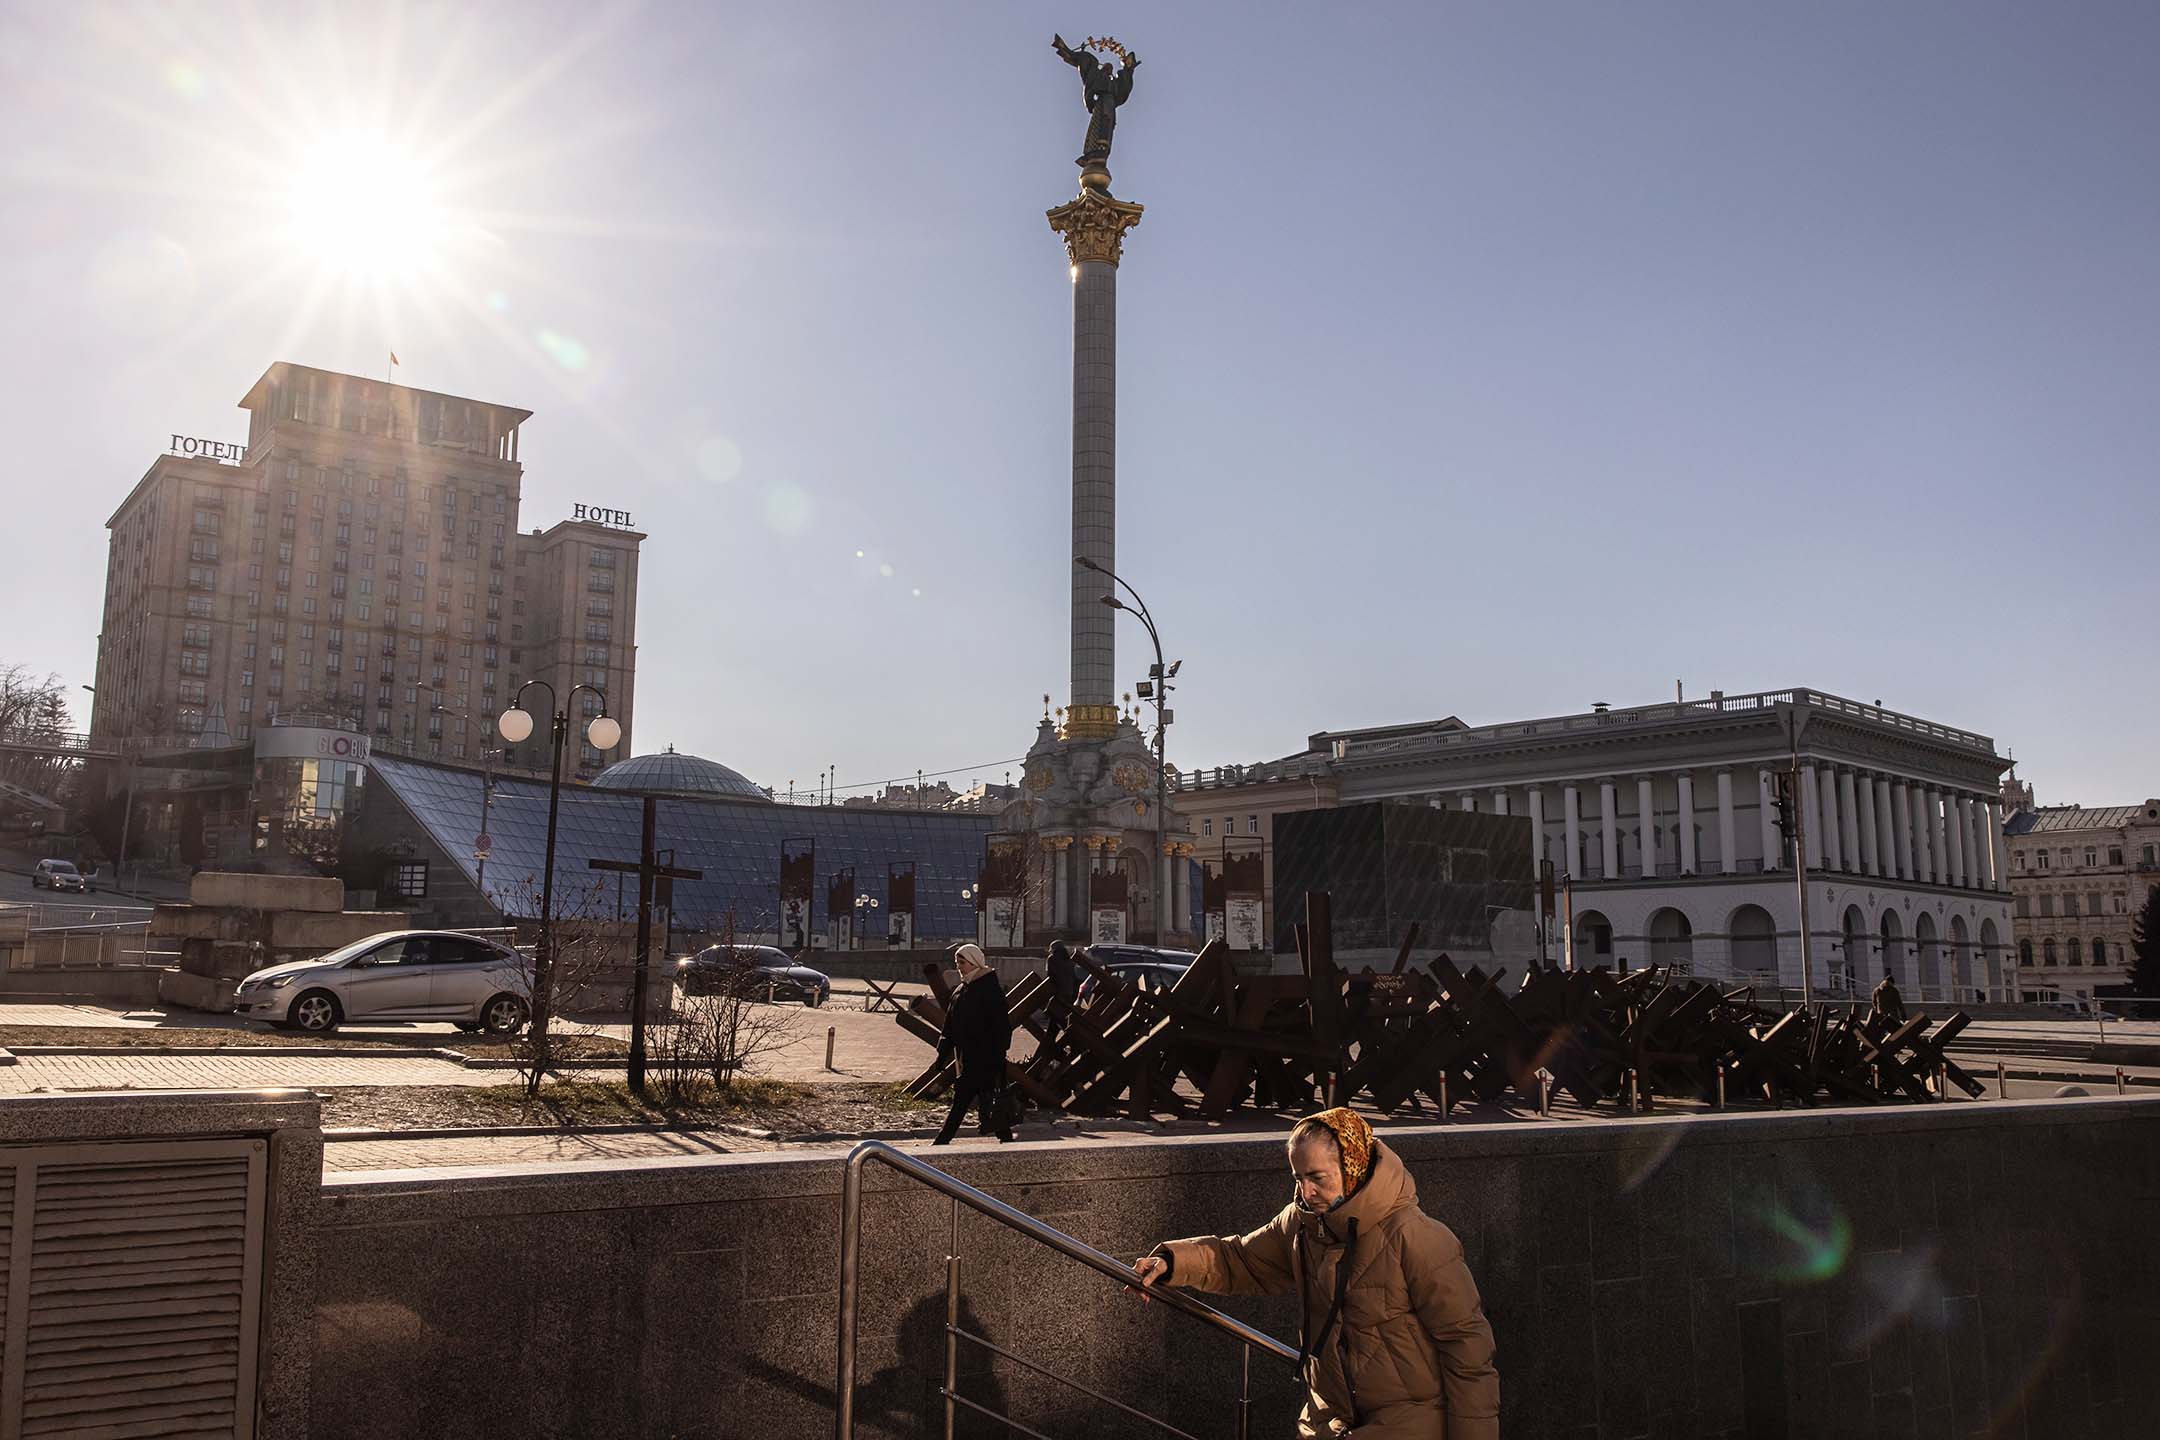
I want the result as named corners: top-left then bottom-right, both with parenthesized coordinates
top-left (1078, 944), bottom-right (1196, 1003)
top-left (677, 945), bottom-right (831, 1006)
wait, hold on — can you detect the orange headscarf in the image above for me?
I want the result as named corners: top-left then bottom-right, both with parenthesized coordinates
top-left (1298, 1107), bottom-right (1375, 1196)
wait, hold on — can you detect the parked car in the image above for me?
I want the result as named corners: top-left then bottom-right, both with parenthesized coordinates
top-left (233, 930), bottom-right (531, 1035)
top-left (676, 945), bottom-right (831, 1006)
top-left (1078, 944), bottom-right (1196, 1003)
top-left (31, 859), bottom-right (90, 893)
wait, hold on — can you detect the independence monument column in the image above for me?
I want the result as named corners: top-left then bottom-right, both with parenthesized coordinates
top-left (1010, 35), bottom-right (1183, 947)
top-left (1046, 35), bottom-right (1143, 742)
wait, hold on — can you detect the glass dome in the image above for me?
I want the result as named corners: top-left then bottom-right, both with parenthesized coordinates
top-left (591, 746), bottom-right (769, 802)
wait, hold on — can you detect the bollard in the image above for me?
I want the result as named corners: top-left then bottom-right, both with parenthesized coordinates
top-left (1715, 1067), bottom-right (1727, 1110)
top-left (825, 1026), bottom-right (836, 1072)
top-left (1626, 1069), bottom-right (1639, 1113)
top-left (2117, 1067), bottom-right (2127, 1096)
top-left (1995, 1060), bottom-right (2007, 1099)
top-left (1538, 1072), bottom-right (1551, 1118)
top-left (1438, 1075), bottom-right (1449, 1123)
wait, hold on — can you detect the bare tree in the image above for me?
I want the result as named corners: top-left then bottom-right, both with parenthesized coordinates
top-left (650, 910), bottom-right (798, 1101)
top-left (0, 665), bottom-right (69, 739)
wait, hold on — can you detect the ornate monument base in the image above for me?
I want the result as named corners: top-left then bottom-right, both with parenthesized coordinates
top-left (1010, 714), bottom-right (1192, 945)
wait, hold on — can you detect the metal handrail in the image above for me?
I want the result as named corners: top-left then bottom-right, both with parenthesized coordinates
top-left (836, 1138), bottom-right (1297, 1440)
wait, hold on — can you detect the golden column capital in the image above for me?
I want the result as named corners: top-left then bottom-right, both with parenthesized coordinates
top-left (1047, 189), bottom-right (1145, 267)
top-left (1059, 703), bottom-right (1120, 741)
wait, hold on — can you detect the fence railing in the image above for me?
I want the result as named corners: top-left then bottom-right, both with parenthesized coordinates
top-left (836, 1139), bottom-right (1296, 1440)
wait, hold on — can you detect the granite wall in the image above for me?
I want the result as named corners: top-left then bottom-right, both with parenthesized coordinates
top-left (312, 1097), bottom-right (2160, 1439)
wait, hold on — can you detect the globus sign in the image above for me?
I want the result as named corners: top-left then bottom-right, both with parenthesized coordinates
top-left (253, 727), bottom-right (373, 764)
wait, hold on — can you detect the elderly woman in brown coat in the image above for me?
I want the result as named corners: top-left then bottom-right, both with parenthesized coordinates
top-left (1135, 1109), bottom-right (1499, 1439)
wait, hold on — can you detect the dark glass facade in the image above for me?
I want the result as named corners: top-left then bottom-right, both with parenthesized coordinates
top-left (1271, 801), bottom-right (1535, 956)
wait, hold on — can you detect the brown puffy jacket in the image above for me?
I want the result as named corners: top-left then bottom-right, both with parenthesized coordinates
top-left (1156, 1139), bottom-right (1498, 1439)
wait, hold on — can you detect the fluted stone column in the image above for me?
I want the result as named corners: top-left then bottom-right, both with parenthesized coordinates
top-left (1047, 189), bottom-right (1144, 741)
top-left (1857, 773), bottom-right (1880, 876)
top-left (1818, 766), bottom-right (1842, 871)
top-left (1716, 769), bottom-right (1737, 874)
top-left (1801, 765), bottom-right (1824, 869)
top-left (1637, 776), bottom-right (1656, 878)
top-left (1912, 788), bottom-right (1933, 884)
top-left (1944, 790), bottom-right (1961, 889)
top-left (1988, 802), bottom-right (2010, 890)
top-left (1490, 789), bottom-right (1510, 816)
top-left (1599, 780), bottom-right (1619, 879)
top-left (1564, 785), bottom-right (1583, 877)
top-left (1526, 787), bottom-right (1547, 872)
top-left (1678, 772), bottom-right (1697, 875)
top-left (1838, 770), bottom-right (1861, 873)
top-left (1875, 777), bottom-right (1897, 878)
top-left (1893, 782), bottom-right (1915, 879)
top-left (1945, 791), bottom-right (1967, 887)
top-left (1758, 768), bottom-right (1781, 871)
top-left (1964, 797), bottom-right (1987, 889)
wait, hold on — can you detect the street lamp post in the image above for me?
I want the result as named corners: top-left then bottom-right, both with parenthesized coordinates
top-left (1077, 556), bottom-right (1180, 945)
top-left (494, 681), bottom-right (620, 1082)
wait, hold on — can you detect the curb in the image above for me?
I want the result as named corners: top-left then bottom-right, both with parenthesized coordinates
top-left (0, 1044), bottom-right (630, 1069)
top-left (322, 1121), bottom-right (946, 1145)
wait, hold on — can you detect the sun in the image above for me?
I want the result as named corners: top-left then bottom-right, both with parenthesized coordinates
top-left (282, 130), bottom-right (448, 282)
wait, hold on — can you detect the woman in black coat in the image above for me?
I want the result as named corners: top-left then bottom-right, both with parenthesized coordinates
top-left (934, 944), bottom-right (1015, 1144)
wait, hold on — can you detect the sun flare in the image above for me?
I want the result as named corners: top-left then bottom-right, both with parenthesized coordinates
top-left (283, 130), bottom-right (447, 282)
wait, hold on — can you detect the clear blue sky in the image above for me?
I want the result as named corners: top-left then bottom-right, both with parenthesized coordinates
top-left (4, 2), bottom-right (2156, 806)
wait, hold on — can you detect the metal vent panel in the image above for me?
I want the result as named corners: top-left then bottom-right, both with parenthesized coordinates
top-left (0, 1140), bottom-right (265, 1440)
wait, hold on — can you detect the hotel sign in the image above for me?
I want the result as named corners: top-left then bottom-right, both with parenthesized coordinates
top-left (572, 503), bottom-right (635, 529)
top-left (170, 434), bottom-right (247, 463)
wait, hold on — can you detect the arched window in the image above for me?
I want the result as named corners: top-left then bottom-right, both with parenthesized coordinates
top-left (2066, 937), bottom-right (2082, 966)
top-left (2019, 938), bottom-right (2033, 966)
top-left (2043, 939), bottom-right (2058, 966)
top-left (2093, 938), bottom-right (2107, 967)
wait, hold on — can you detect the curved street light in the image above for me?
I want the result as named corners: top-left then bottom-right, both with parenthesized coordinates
top-left (494, 679), bottom-right (620, 1083)
top-left (1076, 555), bottom-right (1180, 944)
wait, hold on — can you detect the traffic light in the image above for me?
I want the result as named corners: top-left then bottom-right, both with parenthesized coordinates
top-left (1771, 771), bottom-right (1798, 843)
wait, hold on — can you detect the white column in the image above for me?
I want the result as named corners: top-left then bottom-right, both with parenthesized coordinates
top-left (1459, 794), bottom-right (1476, 812)
top-left (1563, 785), bottom-right (1582, 878)
top-left (1875, 777), bottom-right (1897, 878)
top-left (1716, 769), bottom-right (1737, 875)
top-left (1911, 789), bottom-right (1932, 884)
top-left (1801, 765), bottom-right (1824, 869)
top-left (1490, 788), bottom-right (1509, 816)
top-left (1678, 772), bottom-right (1698, 875)
top-left (1944, 791), bottom-right (1967, 888)
top-left (1526, 787), bottom-right (1547, 873)
top-left (1758, 768), bottom-right (1781, 871)
top-left (1817, 766), bottom-right (1842, 871)
top-left (1857, 773), bottom-right (1880, 876)
top-left (1637, 776), bottom-right (1656, 878)
top-left (1961, 797), bottom-right (1985, 890)
top-left (1892, 783), bottom-right (1914, 879)
top-left (1838, 770), bottom-right (1861, 873)
top-left (1944, 794), bottom-right (1961, 885)
top-left (1599, 779), bottom-right (1619, 879)
top-left (1988, 802), bottom-right (2010, 891)
top-left (1053, 845), bottom-right (1069, 928)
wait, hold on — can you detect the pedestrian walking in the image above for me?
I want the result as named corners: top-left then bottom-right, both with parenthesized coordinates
top-left (933, 944), bottom-right (1016, 1145)
top-left (1046, 940), bottom-right (1081, 1037)
top-left (1871, 968), bottom-right (1907, 1027)
top-left (1134, 1108), bottom-right (1499, 1438)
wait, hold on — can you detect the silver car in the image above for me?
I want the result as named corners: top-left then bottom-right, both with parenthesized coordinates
top-left (233, 929), bottom-right (531, 1035)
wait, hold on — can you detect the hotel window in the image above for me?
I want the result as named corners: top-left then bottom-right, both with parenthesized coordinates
top-left (2109, 846), bottom-right (2124, 865)
top-left (1248, 815), bottom-right (1260, 835)
top-left (2084, 848), bottom-right (2097, 867)
top-left (2036, 852), bottom-right (2049, 870)
top-left (1202, 818), bottom-right (1213, 837)
top-left (2037, 895), bottom-right (2053, 917)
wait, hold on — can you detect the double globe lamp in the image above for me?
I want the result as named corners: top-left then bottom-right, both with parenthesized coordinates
top-left (494, 684), bottom-right (620, 1045)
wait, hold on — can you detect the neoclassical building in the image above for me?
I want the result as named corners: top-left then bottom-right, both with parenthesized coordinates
top-left (1315, 687), bottom-right (2015, 1001)
top-left (2003, 796), bottom-right (2160, 1002)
